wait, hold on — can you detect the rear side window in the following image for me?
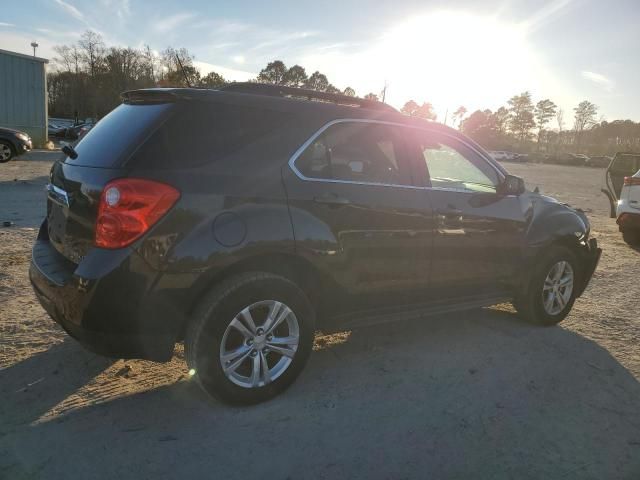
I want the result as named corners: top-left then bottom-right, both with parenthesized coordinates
top-left (295, 121), bottom-right (412, 186)
top-left (69, 103), bottom-right (172, 167)
top-left (133, 102), bottom-right (294, 168)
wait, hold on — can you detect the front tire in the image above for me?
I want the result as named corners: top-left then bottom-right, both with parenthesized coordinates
top-left (185, 272), bottom-right (315, 405)
top-left (0, 141), bottom-right (15, 163)
top-left (514, 246), bottom-right (579, 326)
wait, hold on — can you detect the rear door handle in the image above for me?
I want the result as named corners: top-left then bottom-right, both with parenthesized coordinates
top-left (314, 193), bottom-right (351, 206)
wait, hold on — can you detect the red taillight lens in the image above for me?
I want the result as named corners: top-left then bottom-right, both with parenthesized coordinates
top-left (623, 176), bottom-right (640, 186)
top-left (95, 178), bottom-right (180, 249)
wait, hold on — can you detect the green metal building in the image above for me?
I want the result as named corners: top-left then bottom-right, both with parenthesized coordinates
top-left (0, 48), bottom-right (48, 147)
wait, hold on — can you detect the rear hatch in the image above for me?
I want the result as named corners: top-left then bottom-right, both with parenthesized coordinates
top-left (47, 102), bottom-right (173, 263)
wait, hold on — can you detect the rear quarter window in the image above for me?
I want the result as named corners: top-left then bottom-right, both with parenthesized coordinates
top-left (132, 102), bottom-right (295, 169)
top-left (68, 103), bottom-right (172, 167)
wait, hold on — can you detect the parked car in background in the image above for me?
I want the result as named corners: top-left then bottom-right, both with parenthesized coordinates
top-left (603, 153), bottom-right (640, 245)
top-left (586, 155), bottom-right (613, 168)
top-left (0, 126), bottom-right (32, 162)
top-left (76, 123), bottom-right (95, 141)
top-left (489, 151), bottom-right (521, 162)
top-left (554, 153), bottom-right (589, 167)
top-left (30, 84), bottom-right (601, 405)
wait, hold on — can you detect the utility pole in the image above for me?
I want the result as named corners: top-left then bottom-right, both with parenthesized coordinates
top-left (381, 81), bottom-right (388, 103)
top-left (30, 41), bottom-right (39, 57)
top-left (443, 108), bottom-right (449, 126)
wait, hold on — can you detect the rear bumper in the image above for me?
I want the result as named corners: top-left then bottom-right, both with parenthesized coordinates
top-left (29, 222), bottom-right (182, 361)
top-left (617, 212), bottom-right (640, 231)
top-left (575, 238), bottom-right (601, 297)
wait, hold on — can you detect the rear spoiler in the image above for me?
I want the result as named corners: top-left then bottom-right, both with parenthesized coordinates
top-left (121, 89), bottom-right (182, 104)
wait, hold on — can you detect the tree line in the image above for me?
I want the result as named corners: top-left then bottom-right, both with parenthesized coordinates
top-left (47, 30), bottom-right (639, 155)
top-left (47, 31), bottom-right (363, 119)
top-left (456, 92), bottom-right (639, 155)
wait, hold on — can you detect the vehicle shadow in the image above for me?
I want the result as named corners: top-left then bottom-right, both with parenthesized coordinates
top-left (2, 308), bottom-right (640, 479)
top-left (0, 338), bottom-right (114, 430)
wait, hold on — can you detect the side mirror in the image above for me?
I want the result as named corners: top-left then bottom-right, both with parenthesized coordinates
top-left (498, 174), bottom-right (525, 196)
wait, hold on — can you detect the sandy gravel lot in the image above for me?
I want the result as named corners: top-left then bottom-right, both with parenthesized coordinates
top-left (1, 152), bottom-right (639, 479)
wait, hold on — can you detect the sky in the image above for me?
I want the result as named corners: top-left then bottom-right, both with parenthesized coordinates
top-left (1, 0), bottom-right (639, 123)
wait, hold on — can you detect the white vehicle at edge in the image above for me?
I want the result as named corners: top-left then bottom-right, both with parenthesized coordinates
top-left (617, 169), bottom-right (640, 245)
top-left (603, 152), bottom-right (640, 245)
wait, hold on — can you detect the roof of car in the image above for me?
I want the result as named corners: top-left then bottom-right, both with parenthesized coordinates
top-left (121, 85), bottom-right (465, 138)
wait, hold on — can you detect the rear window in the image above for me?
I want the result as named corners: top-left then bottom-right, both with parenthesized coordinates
top-left (132, 102), bottom-right (294, 169)
top-left (67, 103), bottom-right (172, 167)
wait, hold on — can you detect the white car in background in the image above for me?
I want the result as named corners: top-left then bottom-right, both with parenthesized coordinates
top-left (489, 151), bottom-right (525, 162)
top-left (617, 170), bottom-right (640, 245)
top-left (603, 153), bottom-right (640, 245)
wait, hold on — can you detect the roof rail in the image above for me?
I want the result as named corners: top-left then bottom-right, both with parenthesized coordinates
top-left (220, 82), bottom-right (397, 112)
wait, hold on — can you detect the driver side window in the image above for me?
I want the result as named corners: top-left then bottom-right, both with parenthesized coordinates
top-left (416, 134), bottom-right (499, 193)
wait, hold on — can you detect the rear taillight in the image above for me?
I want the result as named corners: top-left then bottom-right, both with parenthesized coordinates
top-left (95, 178), bottom-right (180, 249)
top-left (623, 176), bottom-right (640, 186)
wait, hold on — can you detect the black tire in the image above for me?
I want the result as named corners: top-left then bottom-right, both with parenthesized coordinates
top-left (622, 229), bottom-right (640, 246)
top-left (0, 140), bottom-right (15, 163)
top-left (514, 246), bottom-right (580, 326)
top-left (185, 272), bottom-right (315, 405)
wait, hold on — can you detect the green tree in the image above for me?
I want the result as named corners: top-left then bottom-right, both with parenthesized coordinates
top-left (257, 60), bottom-right (287, 84)
top-left (343, 86), bottom-right (356, 97)
top-left (452, 106), bottom-right (467, 128)
top-left (492, 106), bottom-right (510, 135)
top-left (573, 100), bottom-right (598, 150)
top-left (401, 100), bottom-right (436, 120)
top-left (200, 71), bottom-right (226, 88)
top-left (534, 99), bottom-right (557, 148)
top-left (461, 109), bottom-right (498, 148)
top-left (326, 84), bottom-right (341, 94)
top-left (304, 71), bottom-right (329, 91)
top-left (283, 65), bottom-right (307, 87)
top-left (401, 100), bottom-right (419, 116)
top-left (363, 93), bottom-right (379, 101)
top-left (507, 91), bottom-right (536, 143)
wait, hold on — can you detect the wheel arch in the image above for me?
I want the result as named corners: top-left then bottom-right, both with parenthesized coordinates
top-left (179, 251), bottom-right (335, 338)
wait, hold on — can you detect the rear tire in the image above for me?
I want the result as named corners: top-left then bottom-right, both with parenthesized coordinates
top-left (185, 272), bottom-right (315, 405)
top-left (0, 141), bottom-right (14, 163)
top-left (622, 229), bottom-right (640, 246)
top-left (514, 246), bottom-right (579, 326)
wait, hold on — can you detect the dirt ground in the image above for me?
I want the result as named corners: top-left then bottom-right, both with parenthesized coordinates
top-left (1, 152), bottom-right (639, 479)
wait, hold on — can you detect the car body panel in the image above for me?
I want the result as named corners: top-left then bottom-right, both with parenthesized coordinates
top-left (29, 87), bottom-right (601, 362)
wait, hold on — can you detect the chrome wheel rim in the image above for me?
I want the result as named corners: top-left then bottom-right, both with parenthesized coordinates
top-left (542, 261), bottom-right (574, 315)
top-left (0, 144), bottom-right (11, 161)
top-left (219, 300), bottom-right (299, 388)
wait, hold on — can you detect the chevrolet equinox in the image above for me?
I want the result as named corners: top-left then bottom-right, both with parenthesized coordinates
top-left (30, 84), bottom-right (601, 404)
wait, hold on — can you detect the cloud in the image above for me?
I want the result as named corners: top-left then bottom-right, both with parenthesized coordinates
top-left (53, 0), bottom-right (84, 21)
top-left (154, 13), bottom-right (196, 33)
top-left (0, 22), bottom-right (15, 27)
top-left (582, 71), bottom-right (614, 92)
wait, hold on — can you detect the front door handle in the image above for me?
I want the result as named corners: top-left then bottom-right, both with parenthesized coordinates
top-left (314, 193), bottom-right (351, 207)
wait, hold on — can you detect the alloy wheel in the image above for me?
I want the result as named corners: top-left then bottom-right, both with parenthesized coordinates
top-left (541, 260), bottom-right (574, 315)
top-left (219, 300), bottom-right (300, 388)
top-left (0, 144), bottom-right (11, 161)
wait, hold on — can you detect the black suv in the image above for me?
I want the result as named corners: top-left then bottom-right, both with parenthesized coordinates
top-left (30, 84), bottom-right (601, 404)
